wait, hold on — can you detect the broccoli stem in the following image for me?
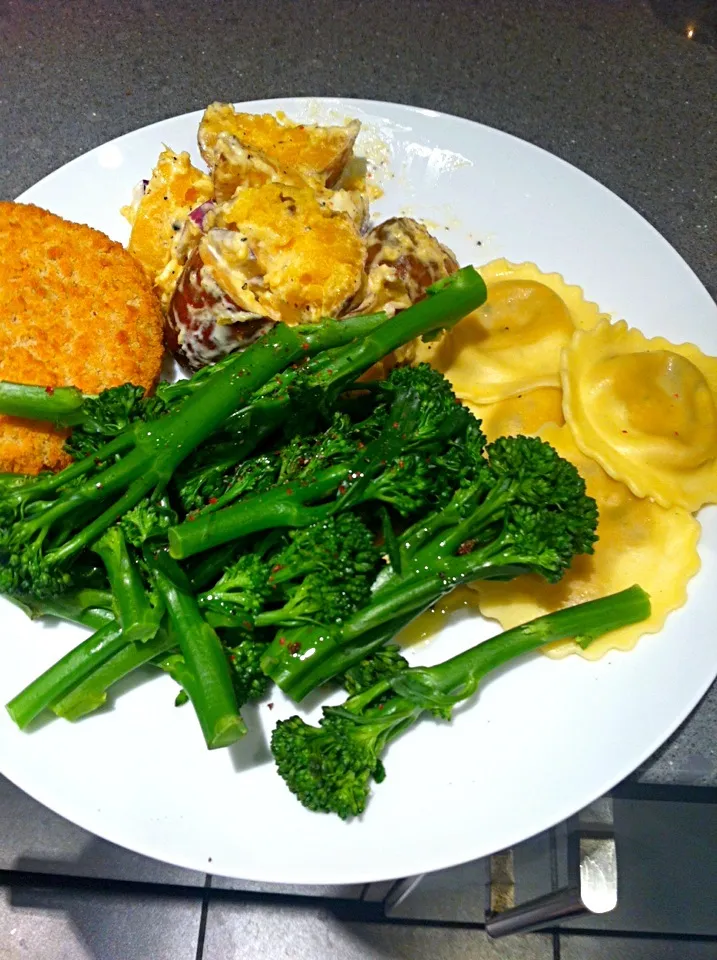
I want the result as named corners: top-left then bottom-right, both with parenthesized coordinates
top-left (412, 585), bottom-right (651, 700)
top-left (6, 619), bottom-right (126, 729)
top-left (169, 465), bottom-right (345, 559)
top-left (51, 625), bottom-right (175, 721)
top-left (146, 549), bottom-right (246, 748)
top-left (186, 544), bottom-right (239, 591)
top-left (92, 527), bottom-right (160, 643)
top-left (8, 588), bottom-right (114, 630)
top-left (0, 382), bottom-right (89, 425)
top-left (262, 545), bottom-right (544, 700)
top-left (1, 433), bottom-right (135, 517)
top-left (331, 587), bottom-right (651, 734)
top-left (0, 472), bottom-right (32, 490)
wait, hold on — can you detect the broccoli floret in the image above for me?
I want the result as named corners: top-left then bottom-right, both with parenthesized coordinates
top-left (63, 384), bottom-right (149, 459)
top-left (200, 553), bottom-right (272, 624)
top-left (272, 586), bottom-right (651, 818)
top-left (177, 452), bottom-right (278, 514)
top-left (276, 412), bottom-right (362, 485)
top-left (272, 712), bottom-right (390, 819)
top-left (226, 636), bottom-right (272, 706)
top-left (378, 363), bottom-right (473, 448)
top-left (341, 644), bottom-right (409, 697)
top-left (256, 514), bottom-right (381, 627)
top-left (0, 530), bottom-right (72, 600)
top-left (119, 498), bottom-right (179, 548)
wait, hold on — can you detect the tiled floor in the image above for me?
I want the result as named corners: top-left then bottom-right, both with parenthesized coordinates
top-left (201, 902), bottom-right (552, 960)
top-left (0, 885), bottom-right (202, 960)
top-left (1, 774), bottom-right (716, 959)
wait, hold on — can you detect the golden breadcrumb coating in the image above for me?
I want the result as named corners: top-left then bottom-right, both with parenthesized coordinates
top-left (0, 202), bottom-right (165, 474)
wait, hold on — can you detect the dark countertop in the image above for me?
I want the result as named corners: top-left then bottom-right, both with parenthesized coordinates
top-left (1, 0), bottom-right (716, 796)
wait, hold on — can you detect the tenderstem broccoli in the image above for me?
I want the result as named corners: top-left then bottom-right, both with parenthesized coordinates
top-left (168, 362), bottom-right (474, 559)
top-left (271, 585), bottom-right (651, 819)
top-left (261, 429), bottom-right (599, 701)
top-left (145, 548), bottom-right (246, 749)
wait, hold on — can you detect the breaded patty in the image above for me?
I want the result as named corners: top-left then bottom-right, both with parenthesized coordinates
top-left (0, 202), bottom-right (165, 474)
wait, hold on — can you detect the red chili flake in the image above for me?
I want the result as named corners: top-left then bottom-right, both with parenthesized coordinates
top-left (188, 513), bottom-right (197, 522)
top-left (242, 621), bottom-right (252, 631)
top-left (45, 385), bottom-right (55, 395)
top-left (457, 539), bottom-right (476, 556)
top-left (271, 564), bottom-right (284, 574)
top-left (674, 431), bottom-right (680, 437)
top-left (286, 487), bottom-right (293, 496)
top-left (621, 430), bottom-right (628, 434)
top-left (392, 422), bottom-right (399, 429)
top-left (230, 654), bottom-right (236, 662)
top-left (207, 497), bottom-right (218, 505)
top-left (279, 636), bottom-right (286, 646)
top-left (674, 393), bottom-right (680, 399)
top-left (301, 342), bottom-right (310, 351)
top-left (378, 704), bottom-right (384, 710)
top-left (267, 702), bottom-right (274, 710)
top-left (357, 441), bottom-right (365, 450)
top-left (398, 460), bottom-right (405, 469)
top-left (288, 641), bottom-right (301, 655)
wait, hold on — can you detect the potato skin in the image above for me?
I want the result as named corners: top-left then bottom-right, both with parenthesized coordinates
top-left (166, 248), bottom-right (275, 372)
top-left (365, 217), bottom-right (458, 301)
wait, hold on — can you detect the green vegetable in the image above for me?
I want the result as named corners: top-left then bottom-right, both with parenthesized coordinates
top-left (145, 549), bottom-right (245, 749)
top-left (254, 514), bottom-right (381, 628)
top-left (6, 619), bottom-right (126, 729)
top-left (271, 585), bottom-right (651, 819)
top-left (92, 526), bottom-right (160, 643)
top-left (168, 362), bottom-right (474, 559)
top-left (262, 429), bottom-right (599, 702)
top-left (51, 626), bottom-right (175, 721)
top-left (6, 587), bottom-right (114, 630)
top-left (341, 645), bottom-right (410, 698)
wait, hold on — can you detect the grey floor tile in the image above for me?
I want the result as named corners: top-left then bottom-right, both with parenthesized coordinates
top-left (0, 775), bottom-right (204, 886)
top-left (203, 901), bottom-right (552, 960)
top-left (211, 873), bottom-right (363, 898)
top-left (561, 934), bottom-right (717, 960)
top-left (0, 885), bottom-right (201, 960)
top-left (384, 860), bottom-right (488, 923)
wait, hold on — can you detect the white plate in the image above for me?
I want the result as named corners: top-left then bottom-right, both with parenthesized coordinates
top-left (3, 98), bottom-right (716, 885)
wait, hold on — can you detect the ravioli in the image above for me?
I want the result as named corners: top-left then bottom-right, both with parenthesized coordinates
top-left (414, 260), bottom-right (607, 404)
top-left (464, 387), bottom-right (564, 443)
top-left (471, 423), bottom-right (701, 659)
top-left (562, 319), bottom-right (717, 511)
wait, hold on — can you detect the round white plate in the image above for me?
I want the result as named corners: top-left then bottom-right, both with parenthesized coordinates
top-left (3, 98), bottom-right (716, 884)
